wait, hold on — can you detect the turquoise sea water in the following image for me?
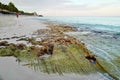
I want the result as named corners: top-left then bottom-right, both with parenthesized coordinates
top-left (38, 16), bottom-right (120, 33)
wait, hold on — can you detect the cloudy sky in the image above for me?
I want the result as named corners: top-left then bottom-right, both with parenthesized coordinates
top-left (1, 0), bottom-right (120, 16)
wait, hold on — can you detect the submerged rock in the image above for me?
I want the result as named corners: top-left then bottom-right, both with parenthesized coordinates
top-left (11, 36), bottom-right (20, 39)
top-left (2, 38), bottom-right (10, 40)
top-left (0, 41), bottom-right (9, 46)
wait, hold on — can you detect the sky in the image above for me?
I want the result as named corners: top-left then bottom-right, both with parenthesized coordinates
top-left (1, 0), bottom-right (120, 16)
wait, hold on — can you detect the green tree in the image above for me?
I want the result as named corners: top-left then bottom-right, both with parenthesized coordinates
top-left (0, 2), bottom-right (4, 9)
top-left (0, 2), bottom-right (1, 8)
top-left (8, 2), bottom-right (18, 12)
top-left (3, 4), bottom-right (9, 10)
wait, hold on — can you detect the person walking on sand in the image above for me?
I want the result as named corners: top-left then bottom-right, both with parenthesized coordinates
top-left (16, 12), bottom-right (19, 18)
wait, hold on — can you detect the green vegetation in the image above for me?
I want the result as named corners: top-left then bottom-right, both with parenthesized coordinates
top-left (0, 44), bottom-right (37, 61)
top-left (0, 42), bottom-right (103, 75)
top-left (28, 44), bottom-right (103, 74)
top-left (0, 2), bottom-right (40, 16)
top-left (0, 2), bottom-right (18, 12)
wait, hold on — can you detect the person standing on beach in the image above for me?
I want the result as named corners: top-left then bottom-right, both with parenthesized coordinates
top-left (16, 12), bottom-right (19, 18)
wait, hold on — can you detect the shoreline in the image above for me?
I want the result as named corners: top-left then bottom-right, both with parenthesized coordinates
top-left (0, 16), bottom-right (116, 79)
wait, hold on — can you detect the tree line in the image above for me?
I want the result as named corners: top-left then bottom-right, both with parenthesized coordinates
top-left (0, 2), bottom-right (18, 12)
top-left (0, 2), bottom-right (42, 16)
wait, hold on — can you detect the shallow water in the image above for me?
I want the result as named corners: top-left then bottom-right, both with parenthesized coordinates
top-left (38, 16), bottom-right (120, 33)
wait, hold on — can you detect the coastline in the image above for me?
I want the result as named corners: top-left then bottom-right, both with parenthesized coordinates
top-left (0, 9), bottom-right (43, 16)
top-left (0, 16), bottom-right (116, 80)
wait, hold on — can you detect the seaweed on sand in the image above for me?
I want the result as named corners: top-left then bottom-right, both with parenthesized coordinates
top-left (0, 22), bottom-right (119, 79)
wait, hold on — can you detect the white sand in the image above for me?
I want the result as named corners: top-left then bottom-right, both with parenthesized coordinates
top-left (0, 15), bottom-right (47, 44)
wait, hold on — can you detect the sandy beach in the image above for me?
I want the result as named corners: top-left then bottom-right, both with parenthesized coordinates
top-left (0, 15), bottom-right (47, 43)
top-left (0, 15), bottom-right (116, 80)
